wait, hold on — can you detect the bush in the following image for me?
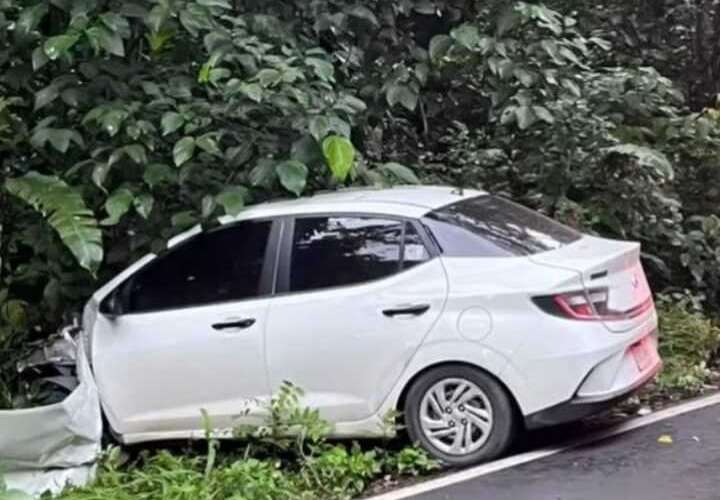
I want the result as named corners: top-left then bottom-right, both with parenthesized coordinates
top-left (656, 299), bottom-right (720, 394)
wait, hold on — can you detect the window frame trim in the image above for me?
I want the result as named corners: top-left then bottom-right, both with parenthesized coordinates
top-left (275, 212), bottom-right (437, 296)
top-left (105, 217), bottom-right (284, 316)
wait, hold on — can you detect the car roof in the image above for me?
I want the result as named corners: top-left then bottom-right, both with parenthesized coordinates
top-left (167, 185), bottom-right (486, 248)
top-left (220, 185), bottom-right (486, 223)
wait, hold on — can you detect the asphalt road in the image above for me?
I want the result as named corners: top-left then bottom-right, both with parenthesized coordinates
top-left (415, 402), bottom-right (720, 500)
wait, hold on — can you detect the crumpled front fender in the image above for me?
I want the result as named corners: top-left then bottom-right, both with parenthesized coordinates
top-left (0, 329), bottom-right (102, 497)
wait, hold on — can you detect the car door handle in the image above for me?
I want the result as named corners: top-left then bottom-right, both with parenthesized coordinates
top-left (212, 318), bottom-right (256, 330)
top-left (382, 304), bottom-right (431, 317)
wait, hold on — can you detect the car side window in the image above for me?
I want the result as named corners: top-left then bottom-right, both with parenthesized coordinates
top-left (289, 216), bottom-right (429, 293)
top-left (124, 220), bottom-right (272, 313)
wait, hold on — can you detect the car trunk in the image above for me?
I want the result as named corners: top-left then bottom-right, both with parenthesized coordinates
top-left (530, 235), bottom-right (654, 333)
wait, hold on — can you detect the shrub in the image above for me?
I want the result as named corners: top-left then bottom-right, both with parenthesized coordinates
top-left (656, 298), bottom-right (720, 394)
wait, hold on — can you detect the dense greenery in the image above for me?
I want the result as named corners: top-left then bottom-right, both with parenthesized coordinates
top-left (1, 0), bottom-right (720, 403)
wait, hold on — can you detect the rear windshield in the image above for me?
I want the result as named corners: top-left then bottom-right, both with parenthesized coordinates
top-left (423, 195), bottom-right (581, 257)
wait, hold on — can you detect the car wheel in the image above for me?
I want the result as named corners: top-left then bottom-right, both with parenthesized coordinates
top-left (404, 365), bottom-right (517, 467)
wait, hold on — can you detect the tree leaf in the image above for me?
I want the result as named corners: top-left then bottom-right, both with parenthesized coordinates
top-left (201, 194), bottom-right (217, 217)
top-left (276, 160), bottom-right (308, 196)
top-left (515, 105), bottom-right (537, 130)
top-left (173, 136), bottom-right (196, 166)
top-left (32, 46), bottom-right (49, 71)
top-left (34, 84), bottom-right (60, 111)
top-left (100, 12), bottom-right (131, 36)
top-left (133, 193), bottom-right (154, 219)
top-left (513, 67), bottom-right (536, 87)
top-left (143, 163), bottom-right (175, 188)
top-left (44, 33), bottom-right (81, 60)
top-left (429, 35), bottom-right (452, 62)
top-left (102, 188), bottom-right (134, 225)
top-left (249, 159), bottom-right (276, 188)
top-left (161, 112), bottom-right (185, 136)
top-left (216, 186), bottom-right (248, 216)
top-left (147, 4), bottom-right (170, 32)
top-left (322, 135), bottom-right (355, 182)
top-left (451, 23), bottom-right (481, 50)
top-left (309, 115), bottom-right (330, 141)
top-left (124, 144), bottom-right (147, 164)
top-left (256, 68), bottom-right (282, 87)
top-left (348, 5), bottom-right (379, 27)
top-left (386, 84), bottom-right (419, 111)
top-left (239, 82), bottom-right (263, 102)
top-left (5, 173), bottom-right (103, 274)
top-left (380, 162), bottom-right (420, 184)
top-left (306, 57), bottom-right (334, 82)
top-left (196, 133), bottom-right (221, 155)
top-left (197, 0), bottom-right (232, 8)
top-left (533, 105), bottom-right (555, 124)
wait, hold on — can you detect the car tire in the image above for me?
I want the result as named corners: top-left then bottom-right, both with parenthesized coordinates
top-left (404, 364), bottom-right (517, 467)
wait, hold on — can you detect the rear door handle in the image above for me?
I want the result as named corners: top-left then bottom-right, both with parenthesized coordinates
top-left (382, 304), bottom-right (431, 317)
top-left (212, 318), bottom-right (256, 330)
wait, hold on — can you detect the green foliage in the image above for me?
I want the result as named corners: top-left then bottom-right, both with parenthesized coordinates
top-left (58, 383), bottom-right (438, 500)
top-left (656, 298), bottom-right (720, 394)
top-left (5, 173), bottom-right (102, 275)
top-left (2, 0), bottom-right (720, 410)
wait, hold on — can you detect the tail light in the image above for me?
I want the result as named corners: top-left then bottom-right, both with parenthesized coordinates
top-left (533, 287), bottom-right (654, 321)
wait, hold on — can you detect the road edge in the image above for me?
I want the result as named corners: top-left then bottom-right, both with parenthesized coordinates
top-left (367, 392), bottom-right (720, 500)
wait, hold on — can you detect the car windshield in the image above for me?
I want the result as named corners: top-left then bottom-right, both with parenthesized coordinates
top-left (423, 195), bottom-right (581, 257)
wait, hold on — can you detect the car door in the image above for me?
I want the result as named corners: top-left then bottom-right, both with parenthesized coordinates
top-left (265, 215), bottom-right (448, 423)
top-left (90, 219), bottom-right (279, 438)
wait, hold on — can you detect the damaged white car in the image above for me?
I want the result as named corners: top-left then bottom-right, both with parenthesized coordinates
top-left (76, 185), bottom-right (661, 466)
top-left (1, 185), bottom-right (662, 494)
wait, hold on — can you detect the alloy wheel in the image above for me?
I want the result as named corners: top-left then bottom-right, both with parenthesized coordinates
top-left (418, 377), bottom-right (494, 455)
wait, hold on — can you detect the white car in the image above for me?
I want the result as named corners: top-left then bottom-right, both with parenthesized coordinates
top-left (82, 185), bottom-right (661, 465)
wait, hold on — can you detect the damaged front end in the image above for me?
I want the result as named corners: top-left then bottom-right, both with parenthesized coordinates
top-left (0, 325), bottom-right (102, 497)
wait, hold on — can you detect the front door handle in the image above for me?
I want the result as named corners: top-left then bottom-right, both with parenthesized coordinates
top-left (382, 304), bottom-right (431, 317)
top-left (212, 318), bottom-right (256, 330)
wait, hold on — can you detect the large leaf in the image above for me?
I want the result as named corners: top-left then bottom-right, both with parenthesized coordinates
top-left (216, 186), bottom-right (248, 216)
top-left (276, 160), bottom-right (308, 196)
top-left (161, 112), bottom-right (185, 136)
top-left (44, 33), bottom-right (81, 60)
top-left (102, 188), bottom-right (134, 225)
top-left (322, 135), bottom-right (355, 182)
top-left (173, 136), bottom-right (196, 166)
top-left (5, 173), bottom-right (103, 274)
top-left (380, 162), bottom-right (420, 184)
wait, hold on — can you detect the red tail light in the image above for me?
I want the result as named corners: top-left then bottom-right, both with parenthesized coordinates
top-left (534, 288), bottom-right (654, 321)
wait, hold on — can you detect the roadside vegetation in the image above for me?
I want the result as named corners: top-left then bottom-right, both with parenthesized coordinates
top-left (3, 0), bottom-right (720, 496)
top-left (38, 384), bottom-right (437, 500)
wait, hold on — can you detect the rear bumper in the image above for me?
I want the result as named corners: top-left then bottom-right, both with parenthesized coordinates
top-left (524, 355), bottom-right (661, 429)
